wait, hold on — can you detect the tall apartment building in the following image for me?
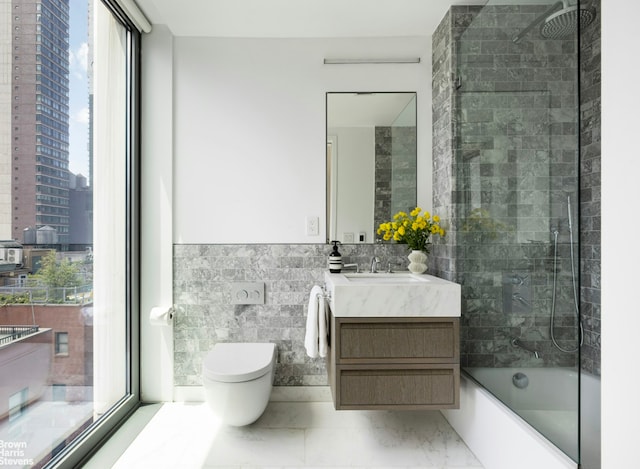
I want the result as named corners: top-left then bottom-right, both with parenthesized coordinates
top-left (2, 0), bottom-right (71, 245)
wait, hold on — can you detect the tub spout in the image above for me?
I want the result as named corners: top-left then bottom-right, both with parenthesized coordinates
top-left (511, 337), bottom-right (540, 359)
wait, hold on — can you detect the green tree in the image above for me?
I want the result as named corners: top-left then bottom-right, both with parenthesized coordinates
top-left (32, 251), bottom-right (82, 288)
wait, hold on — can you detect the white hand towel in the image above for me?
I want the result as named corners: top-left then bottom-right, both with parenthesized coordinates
top-left (305, 285), bottom-right (324, 358)
top-left (318, 295), bottom-right (328, 358)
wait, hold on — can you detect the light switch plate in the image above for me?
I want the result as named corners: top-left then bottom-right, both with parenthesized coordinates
top-left (306, 216), bottom-right (319, 236)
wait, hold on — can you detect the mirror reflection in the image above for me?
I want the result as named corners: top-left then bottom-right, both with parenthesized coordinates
top-left (326, 92), bottom-right (417, 244)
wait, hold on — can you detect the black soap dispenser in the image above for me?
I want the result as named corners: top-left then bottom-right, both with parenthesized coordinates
top-left (328, 241), bottom-right (343, 273)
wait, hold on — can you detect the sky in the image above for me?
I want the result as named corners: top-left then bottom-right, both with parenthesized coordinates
top-left (68, 0), bottom-right (90, 179)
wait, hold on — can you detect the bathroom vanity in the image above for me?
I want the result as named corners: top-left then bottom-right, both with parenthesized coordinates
top-left (324, 271), bottom-right (461, 410)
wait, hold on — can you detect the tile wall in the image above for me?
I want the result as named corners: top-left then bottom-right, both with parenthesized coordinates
top-left (373, 126), bottom-right (417, 232)
top-left (579, 0), bottom-right (601, 376)
top-left (173, 243), bottom-right (409, 386)
top-left (432, 4), bottom-right (600, 372)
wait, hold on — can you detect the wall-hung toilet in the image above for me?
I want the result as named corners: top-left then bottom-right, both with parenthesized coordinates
top-left (202, 342), bottom-right (277, 426)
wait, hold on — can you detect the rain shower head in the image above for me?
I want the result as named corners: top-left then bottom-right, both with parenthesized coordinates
top-left (512, 1), bottom-right (596, 43)
top-left (541, 3), bottom-right (596, 39)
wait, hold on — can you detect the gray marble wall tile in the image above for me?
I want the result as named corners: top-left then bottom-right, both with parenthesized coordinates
top-left (433, 4), bottom-right (599, 372)
top-left (579, 0), bottom-right (601, 376)
top-left (173, 243), bottom-right (409, 386)
top-left (374, 126), bottom-right (417, 231)
top-left (391, 126), bottom-right (418, 215)
top-left (374, 127), bottom-right (393, 231)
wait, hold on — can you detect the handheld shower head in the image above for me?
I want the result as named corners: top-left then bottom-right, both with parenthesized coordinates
top-left (567, 195), bottom-right (573, 233)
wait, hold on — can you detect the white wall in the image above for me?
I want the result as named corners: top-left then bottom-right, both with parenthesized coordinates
top-left (172, 36), bottom-right (431, 244)
top-left (601, 1), bottom-right (640, 467)
top-left (328, 126), bottom-right (375, 243)
top-left (140, 25), bottom-right (174, 402)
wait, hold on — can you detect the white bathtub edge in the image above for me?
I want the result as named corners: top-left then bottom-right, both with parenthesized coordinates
top-left (441, 374), bottom-right (577, 469)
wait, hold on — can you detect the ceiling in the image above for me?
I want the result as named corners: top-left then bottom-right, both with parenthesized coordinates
top-left (134, 0), bottom-right (488, 38)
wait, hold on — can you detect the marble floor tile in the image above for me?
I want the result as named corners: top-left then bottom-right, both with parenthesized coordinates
top-left (110, 401), bottom-right (484, 469)
top-left (204, 427), bottom-right (305, 467)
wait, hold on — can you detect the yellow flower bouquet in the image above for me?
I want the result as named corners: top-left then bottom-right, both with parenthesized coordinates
top-left (377, 207), bottom-right (446, 253)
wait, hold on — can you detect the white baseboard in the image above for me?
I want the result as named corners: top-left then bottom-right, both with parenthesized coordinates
top-left (271, 385), bottom-right (332, 402)
top-left (173, 385), bottom-right (205, 402)
top-left (173, 385), bottom-right (332, 403)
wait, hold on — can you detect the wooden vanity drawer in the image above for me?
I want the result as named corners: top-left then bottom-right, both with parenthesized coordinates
top-left (337, 317), bottom-right (459, 364)
top-left (328, 313), bottom-right (460, 410)
top-left (337, 364), bottom-right (459, 409)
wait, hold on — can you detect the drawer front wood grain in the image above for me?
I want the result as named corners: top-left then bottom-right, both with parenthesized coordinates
top-left (339, 320), bottom-right (458, 362)
top-left (338, 366), bottom-right (457, 408)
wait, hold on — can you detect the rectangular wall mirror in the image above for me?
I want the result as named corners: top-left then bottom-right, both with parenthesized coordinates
top-left (326, 92), bottom-right (417, 244)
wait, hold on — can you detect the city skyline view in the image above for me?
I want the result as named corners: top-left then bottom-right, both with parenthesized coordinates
top-left (68, 0), bottom-right (89, 179)
top-left (1, 0), bottom-right (134, 466)
top-left (2, 0), bottom-right (93, 245)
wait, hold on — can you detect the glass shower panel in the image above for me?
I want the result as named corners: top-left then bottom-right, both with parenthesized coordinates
top-left (454, 1), bottom-right (581, 462)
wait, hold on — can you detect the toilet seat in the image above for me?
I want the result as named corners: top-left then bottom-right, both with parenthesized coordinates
top-left (203, 342), bottom-right (276, 383)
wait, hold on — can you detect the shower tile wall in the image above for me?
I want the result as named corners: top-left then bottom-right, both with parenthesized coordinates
top-left (433, 5), bottom-right (587, 369)
top-left (579, 0), bottom-right (601, 376)
top-left (374, 127), bottom-right (394, 230)
top-left (373, 126), bottom-right (417, 232)
top-left (430, 7), bottom-right (464, 282)
top-left (173, 243), bottom-right (408, 386)
top-left (390, 126), bottom-right (418, 215)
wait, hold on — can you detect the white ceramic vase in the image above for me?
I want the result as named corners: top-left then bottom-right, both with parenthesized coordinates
top-left (407, 250), bottom-right (428, 274)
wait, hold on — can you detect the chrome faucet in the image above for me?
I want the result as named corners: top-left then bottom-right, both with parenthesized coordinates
top-left (342, 263), bottom-right (359, 273)
top-left (511, 337), bottom-right (540, 359)
top-left (370, 257), bottom-right (380, 273)
top-left (387, 261), bottom-right (402, 273)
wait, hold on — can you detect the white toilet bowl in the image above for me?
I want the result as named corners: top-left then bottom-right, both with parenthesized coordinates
top-left (202, 342), bottom-right (277, 426)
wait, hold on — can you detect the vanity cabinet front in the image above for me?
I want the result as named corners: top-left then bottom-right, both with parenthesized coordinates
top-left (328, 314), bottom-right (460, 410)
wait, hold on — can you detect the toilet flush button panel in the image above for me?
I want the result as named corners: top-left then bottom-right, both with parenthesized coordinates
top-left (231, 282), bottom-right (265, 305)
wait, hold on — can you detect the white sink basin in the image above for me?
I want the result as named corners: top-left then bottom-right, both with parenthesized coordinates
top-left (343, 273), bottom-right (430, 283)
top-left (324, 270), bottom-right (460, 317)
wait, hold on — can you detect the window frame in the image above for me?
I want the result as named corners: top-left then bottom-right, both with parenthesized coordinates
top-left (44, 0), bottom-right (141, 467)
top-left (54, 331), bottom-right (69, 356)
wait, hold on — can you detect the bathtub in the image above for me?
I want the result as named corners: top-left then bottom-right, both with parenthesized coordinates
top-left (441, 368), bottom-right (600, 469)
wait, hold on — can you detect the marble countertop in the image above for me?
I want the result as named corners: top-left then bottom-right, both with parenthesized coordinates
top-left (324, 271), bottom-right (461, 317)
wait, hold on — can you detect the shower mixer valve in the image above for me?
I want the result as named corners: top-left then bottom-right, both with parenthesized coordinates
top-left (503, 272), bottom-right (532, 314)
top-left (509, 274), bottom-right (528, 286)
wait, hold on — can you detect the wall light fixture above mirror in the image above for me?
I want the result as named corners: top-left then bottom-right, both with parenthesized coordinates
top-left (326, 92), bottom-right (417, 244)
top-left (323, 57), bottom-right (421, 64)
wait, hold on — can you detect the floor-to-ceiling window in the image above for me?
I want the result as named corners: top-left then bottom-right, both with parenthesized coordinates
top-left (0, 0), bottom-right (140, 466)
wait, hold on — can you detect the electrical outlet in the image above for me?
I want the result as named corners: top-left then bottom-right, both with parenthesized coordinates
top-left (306, 216), bottom-right (319, 236)
top-left (343, 232), bottom-right (354, 243)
